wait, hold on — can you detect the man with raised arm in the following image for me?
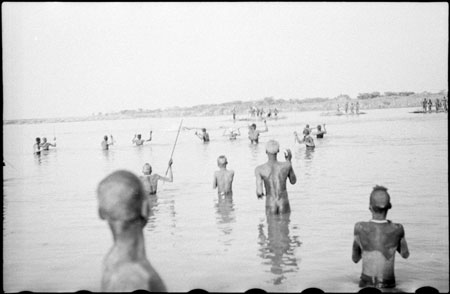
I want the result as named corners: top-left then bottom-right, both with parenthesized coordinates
top-left (97, 170), bottom-right (167, 292)
top-left (254, 140), bottom-right (297, 214)
top-left (40, 137), bottom-right (56, 150)
top-left (248, 120), bottom-right (268, 144)
top-left (132, 131), bottom-right (152, 146)
top-left (140, 159), bottom-right (173, 195)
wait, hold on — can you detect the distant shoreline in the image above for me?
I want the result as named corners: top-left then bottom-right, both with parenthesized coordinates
top-left (3, 92), bottom-right (447, 125)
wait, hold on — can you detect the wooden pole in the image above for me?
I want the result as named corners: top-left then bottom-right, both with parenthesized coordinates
top-left (165, 119), bottom-right (183, 176)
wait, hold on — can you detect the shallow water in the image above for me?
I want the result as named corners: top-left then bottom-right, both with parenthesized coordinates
top-left (3, 108), bottom-right (448, 292)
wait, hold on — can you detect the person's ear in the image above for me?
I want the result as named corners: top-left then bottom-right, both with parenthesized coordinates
top-left (141, 199), bottom-right (150, 219)
top-left (98, 207), bottom-right (106, 220)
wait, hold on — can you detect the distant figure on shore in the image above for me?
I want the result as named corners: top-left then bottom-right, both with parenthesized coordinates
top-left (223, 127), bottom-right (241, 140)
top-left (40, 137), bottom-right (56, 151)
top-left (213, 155), bottom-right (234, 197)
top-left (337, 104), bottom-right (341, 113)
top-left (356, 101), bottom-right (360, 114)
top-left (274, 108), bottom-right (279, 117)
top-left (33, 137), bottom-right (41, 154)
top-left (254, 140), bottom-right (296, 215)
top-left (232, 107), bottom-right (237, 122)
top-left (248, 120), bottom-right (268, 144)
top-left (345, 102), bottom-right (349, 114)
top-left (435, 98), bottom-right (441, 112)
top-left (294, 129), bottom-right (315, 149)
top-left (195, 128), bottom-right (210, 142)
top-left (422, 98), bottom-right (427, 112)
top-left (443, 97), bottom-right (448, 112)
top-left (350, 102), bottom-right (355, 114)
top-left (313, 124), bottom-right (327, 139)
top-left (101, 135), bottom-right (114, 150)
top-left (427, 99), bottom-right (433, 112)
top-left (133, 132), bottom-right (152, 146)
top-left (140, 159), bottom-right (173, 195)
top-left (97, 170), bottom-right (167, 292)
top-left (352, 185), bottom-right (409, 289)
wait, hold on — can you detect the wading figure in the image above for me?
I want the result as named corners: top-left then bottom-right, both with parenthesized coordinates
top-left (255, 140), bottom-right (297, 214)
top-left (97, 170), bottom-right (167, 292)
top-left (352, 185), bottom-right (409, 289)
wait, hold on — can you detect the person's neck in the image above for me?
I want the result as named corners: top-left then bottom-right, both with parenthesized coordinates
top-left (219, 166), bottom-right (227, 170)
top-left (267, 154), bottom-right (278, 162)
top-left (371, 212), bottom-right (387, 221)
top-left (109, 219), bottom-right (146, 261)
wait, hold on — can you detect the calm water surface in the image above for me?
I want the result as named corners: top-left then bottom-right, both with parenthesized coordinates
top-left (3, 108), bottom-right (448, 292)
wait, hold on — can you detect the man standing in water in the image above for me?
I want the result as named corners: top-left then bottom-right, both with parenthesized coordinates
top-left (132, 131), bottom-right (152, 146)
top-left (294, 130), bottom-right (315, 149)
top-left (255, 140), bottom-right (297, 214)
top-left (33, 137), bottom-right (41, 154)
top-left (140, 159), bottom-right (173, 195)
top-left (248, 120), bottom-right (268, 144)
top-left (195, 128), bottom-right (210, 142)
top-left (101, 135), bottom-right (114, 150)
top-left (97, 170), bottom-right (167, 292)
top-left (352, 185), bottom-right (409, 289)
top-left (40, 137), bottom-right (56, 150)
top-left (213, 155), bottom-right (235, 196)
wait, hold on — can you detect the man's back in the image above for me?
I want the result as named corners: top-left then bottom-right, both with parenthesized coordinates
top-left (354, 220), bottom-right (408, 286)
top-left (214, 169), bottom-right (234, 195)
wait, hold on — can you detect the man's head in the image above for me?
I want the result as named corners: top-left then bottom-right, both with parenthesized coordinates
top-left (217, 155), bottom-right (228, 168)
top-left (250, 123), bottom-right (256, 130)
top-left (369, 185), bottom-right (392, 213)
top-left (202, 128), bottom-right (207, 133)
top-left (317, 125), bottom-right (322, 131)
top-left (265, 140), bottom-right (280, 155)
top-left (35, 137), bottom-right (41, 144)
top-left (104, 135), bottom-right (108, 141)
top-left (142, 163), bottom-right (152, 175)
top-left (97, 170), bottom-right (149, 223)
top-left (42, 137), bottom-right (47, 143)
top-left (137, 134), bottom-right (142, 139)
top-left (305, 124), bottom-right (309, 128)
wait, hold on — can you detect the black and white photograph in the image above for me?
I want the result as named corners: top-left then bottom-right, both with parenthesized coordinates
top-left (2, 2), bottom-right (448, 292)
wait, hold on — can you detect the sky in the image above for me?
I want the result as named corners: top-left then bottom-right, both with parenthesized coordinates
top-left (2, 2), bottom-right (448, 120)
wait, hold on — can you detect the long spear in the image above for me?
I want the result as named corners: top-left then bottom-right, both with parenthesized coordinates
top-left (165, 119), bottom-right (183, 176)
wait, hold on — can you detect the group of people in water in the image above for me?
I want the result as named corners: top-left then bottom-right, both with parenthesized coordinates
top-left (337, 101), bottom-right (360, 114)
top-left (422, 97), bottom-right (448, 112)
top-left (33, 136), bottom-right (57, 154)
top-left (92, 115), bottom-right (410, 291)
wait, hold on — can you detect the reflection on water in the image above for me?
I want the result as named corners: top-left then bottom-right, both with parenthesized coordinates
top-left (257, 213), bottom-right (302, 285)
top-left (215, 194), bottom-right (235, 246)
top-left (304, 148), bottom-right (315, 160)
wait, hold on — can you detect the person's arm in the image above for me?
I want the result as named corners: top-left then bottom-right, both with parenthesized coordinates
top-left (323, 124), bottom-right (327, 134)
top-left (397, 225), bottom-right (410, 259)
top-left (293, 132), bottom-right (303, 144)
top-left (259, 121), bottom-right (269, 133)
top-left (285, 149), bottom-right (297, 184)
top-left (132, 134), bottom-right (137, 143)
top-left (108, 135), bottom-right (114, 146)
top-left (213, 172), bottom-right (218, 189)
top-left (236, 128), bottom-right (241, 136)
top-left (255, 167), bottom-right (264, 199)
top-left (158, 159), bottom-right (173, 182)
top-left (146, 131), bottom-right (152, 142)
top-left (195, 131), bottom-right (204, 141)
top-left (352, 223), bottom-right (362, 263)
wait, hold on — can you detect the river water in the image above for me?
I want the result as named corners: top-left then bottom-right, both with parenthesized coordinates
top-left (2, 108), bottom-right (448, 292)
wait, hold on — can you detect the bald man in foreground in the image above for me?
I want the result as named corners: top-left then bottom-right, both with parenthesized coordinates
top-left (255, 140), bottom-right (297, 214)
top-left (97, 170), bottom-right (167, 292)
top-left (352, 185), bottom-right (410, 289)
